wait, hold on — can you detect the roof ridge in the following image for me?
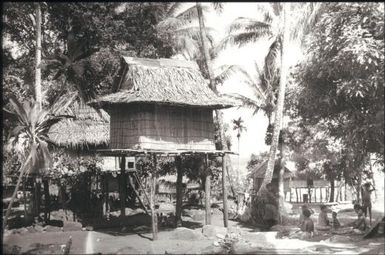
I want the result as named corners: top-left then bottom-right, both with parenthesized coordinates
top-left (121, 56), bottom-right (199, 70)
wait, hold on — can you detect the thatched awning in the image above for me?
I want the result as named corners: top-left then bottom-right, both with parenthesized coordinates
top-left (89, 56), bottom-right (238, 109)
top-left (249, 160), bottom-right (294, 180)
top-left (48, 101), bottom-right (110, 149)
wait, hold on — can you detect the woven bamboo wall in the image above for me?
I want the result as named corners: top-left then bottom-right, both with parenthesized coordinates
top-left (110, 104), bottom-right (215, 150)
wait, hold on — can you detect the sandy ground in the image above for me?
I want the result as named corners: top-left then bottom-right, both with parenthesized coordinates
top-left (3, 202), bottom-right (384, 254)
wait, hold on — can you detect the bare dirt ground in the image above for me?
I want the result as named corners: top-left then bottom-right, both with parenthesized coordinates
top-left (3, 202), bottom-right (384, 254)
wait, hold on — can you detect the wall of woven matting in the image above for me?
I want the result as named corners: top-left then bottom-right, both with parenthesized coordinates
top-left (110, 104), bottom-right (215, 150)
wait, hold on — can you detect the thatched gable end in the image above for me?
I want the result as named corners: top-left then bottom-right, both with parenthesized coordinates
top-left (48, 102), bottom-right (110, 149)
top-left (89, 56), bottom-right (236, 109)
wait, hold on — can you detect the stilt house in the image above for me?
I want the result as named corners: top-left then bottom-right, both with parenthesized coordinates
top-left (89, 56), bottom-right (235, 151)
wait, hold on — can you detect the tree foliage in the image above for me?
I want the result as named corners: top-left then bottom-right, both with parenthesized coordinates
top-left (289, 2), bottom-right (384, 165)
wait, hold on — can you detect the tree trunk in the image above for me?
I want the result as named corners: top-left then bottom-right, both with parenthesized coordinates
top-left (175, 156), bottom-right (183, 227)
top-left (222, 156), bottom-right (228, 227)
top-left (35, 3), bottom-right (42, 108)
top-left (120, 156), bottom-right (126, 217)
top-left (357, 174), bottom-right (362, 203)
top-left (150, 155), bottom-right (158, 240)
top-left (43, 179), bottom-right (50, 223)
top-left (3, 154), bottom-right (32, 229)
top-left (196, 2), bottom-right (215, 91)
top-left (259, 3), bottom-right (290, 193)
top-left (35, 178), bottom-right (42, 218)
top-left (329, 178), bottom-right (335, 202)
top-left (277, 140), bottom-right (285, 223)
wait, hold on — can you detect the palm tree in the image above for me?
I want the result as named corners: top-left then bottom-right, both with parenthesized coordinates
top-left (156, 3), bottom-right (215, 61)
top-left (40, 20), bottom-right (99, 104)
top-left (34, 3), bottom-right (42, 109)
top-left (232, 117), bottom-right (247, 193)
top-left (217, 3), bottom-right (320, 193)
top-left (3, 94), bottom-right (76, 229)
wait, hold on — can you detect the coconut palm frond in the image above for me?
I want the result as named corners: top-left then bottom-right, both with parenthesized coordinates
top-left (227, 93), bottom-right (261, 111)
top-left (174, 26), bottom-right (214, 42)
top-left (243, 78), bottom-right (268, 103)
top-left (212, 2), bottom-right (224, 13)
top-left (175, 4), bottom-right (208, 22)
top-left (231, 30), bottom-right (273, 47)
top-left (270, 2), bottom-right (283, 16)
top-left (166, 2), bottom-right (184, 17)
top-left (214, 65), bottom-right (251, 86)
top-left (290, 3), bottom-right (322, 43)
top-left (157, 17), bottom-right (190, 32)
top-left (227, 17), bottom-right (271, 34)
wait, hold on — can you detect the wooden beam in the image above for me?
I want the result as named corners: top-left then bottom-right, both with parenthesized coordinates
top-left (205, 154), bottom-right (211, 225)
top-left (295, 188), bottom-right (298, 203)
top-left (320, 187), bottom-right (323, 202)
top-left (222, 156), bottom-right (228, 227)
top-left (120, 156), bottom-right (126, 217)
top-left (150, 155), bottom-right (158, 240)
top-left (175, 156), bottom-right (183, 227)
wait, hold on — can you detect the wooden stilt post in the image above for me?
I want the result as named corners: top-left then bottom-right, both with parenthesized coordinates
top-left (314, 188), bottom-right (317, 203)
top-left (205, 154), bottom-right (211, 225)
top-left (295, 188), bottom-right (298, 203)
top-left (43, 178), bottom-right (50, 223)
top-left (175, 155), bottom-right (183, 227)
top-left (299, 188), bottom-right (302, 203)
top-left (105, 174), bottom-right (109, 214)
top-left (150, 154), bottom-right (158, 240)
top-left (289, 188), bottom-right (292, 203)
top-left (320, 187), bottom-right (323, 202)
top-left (120, 156), bottom-right (126, 217)
top-left (222, 155), bottom-right (228, 227)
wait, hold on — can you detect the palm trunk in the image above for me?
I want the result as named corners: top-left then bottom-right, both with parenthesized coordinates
top-left (329, 178), bottom-right (335, 202)
top-left (35, 3), bottom-right (42, 109)
top-left (277, 139), bottom-right (285, 223)
top-left (3, 154), bottom-right (32, 229)
top-left (260, 3), bottom-right (290, 193)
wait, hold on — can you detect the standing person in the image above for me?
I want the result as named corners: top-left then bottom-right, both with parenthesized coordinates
top-left (362, 182), bottom-right (375, 225)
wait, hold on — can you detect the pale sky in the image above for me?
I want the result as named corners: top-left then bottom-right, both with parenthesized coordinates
top-left (196, 3), bottom-right (303, 176)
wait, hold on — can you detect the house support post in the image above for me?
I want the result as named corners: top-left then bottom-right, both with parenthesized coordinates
top-left (175, 156), bottom-right (183, 227)
top-left (289, 188), bottom-right (292, 203)
top-left (205, 154), bottom-right (211, 225)
top-left (43, 178), bottom-right (50, 223)
top-left (222, 155), bottom-right (228, 227)
top-left (295, 188), bottom-right (298, 203)
top-left (150, 154), bottom-right (158, 240)
top-left (120, 156), bottom-right (126, 217)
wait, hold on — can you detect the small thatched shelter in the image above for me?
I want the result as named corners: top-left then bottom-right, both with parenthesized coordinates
top-left (89, 56), bottom-right (235, 151)
top-left (48, 101), bottom-right (110, 150)
top-left (249, 160), bottom-right (294, 194)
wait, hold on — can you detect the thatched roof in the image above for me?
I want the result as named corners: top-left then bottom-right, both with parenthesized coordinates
top-left (249, 160), bottom-right (294, 180)
top-left (48, 101), bottom-right (110, 149)
top-left (89, 56), bottom-right (237, 109)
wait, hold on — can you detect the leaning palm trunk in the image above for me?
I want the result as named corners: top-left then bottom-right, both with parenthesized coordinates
top-left (35, 3), bottom-right (42, 109)
top-left (3, 153), bottom-right (32, 229)
top-left (259, 3), bottom-right (290, 194)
